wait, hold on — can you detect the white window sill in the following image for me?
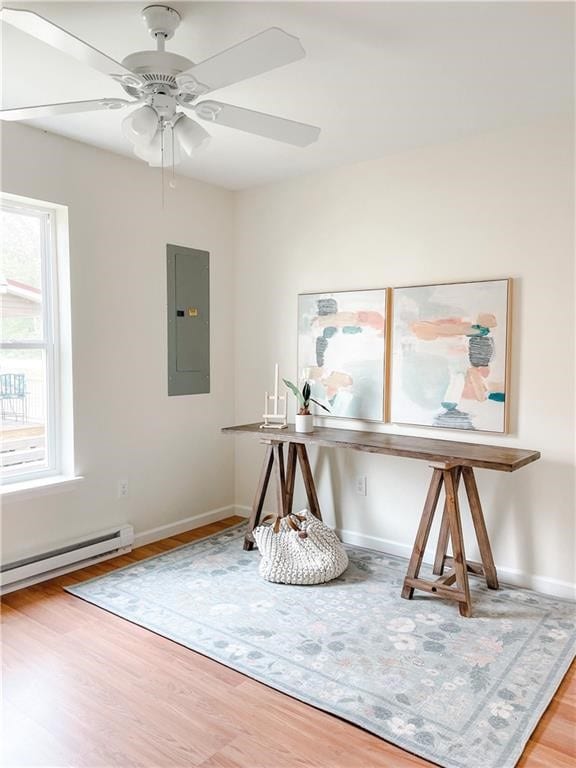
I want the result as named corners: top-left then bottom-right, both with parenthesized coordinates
top-left (0, 475), bottom-right (84, 501)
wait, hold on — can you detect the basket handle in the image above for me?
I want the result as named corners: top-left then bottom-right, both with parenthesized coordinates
top-left (260, 512), bottom-right (307, 534)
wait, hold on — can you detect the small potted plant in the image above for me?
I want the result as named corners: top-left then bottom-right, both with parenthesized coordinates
top-left (283, 379), bottom-right (330, 433)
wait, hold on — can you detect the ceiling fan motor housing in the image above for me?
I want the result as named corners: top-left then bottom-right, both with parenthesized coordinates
top-left (120, 50), bottom-right (195, 98)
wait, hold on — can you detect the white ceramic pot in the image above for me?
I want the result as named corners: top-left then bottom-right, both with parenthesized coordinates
top-left (295, 414), bottom-right (314, 433)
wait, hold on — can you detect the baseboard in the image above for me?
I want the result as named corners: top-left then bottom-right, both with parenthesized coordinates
top-left (234, 505), bottom-right (576, 600)
top-left (486, 567), bottom-right (576, 601)
top-left (134, 504), bottom-right (239, 548)
top-left (337, 527), bottom-right (576, 600)
top-left (2, 506), bottom-right (241, 595)
top-left (1, 549), bottom-right (129, 595)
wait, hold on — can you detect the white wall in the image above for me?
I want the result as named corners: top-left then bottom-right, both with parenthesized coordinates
top-left (1, 123), bottom-right (235, 562)
top-left (233, 117), bottom-right (575, 595)
top-left (2, 117), bottom-right (574, 597)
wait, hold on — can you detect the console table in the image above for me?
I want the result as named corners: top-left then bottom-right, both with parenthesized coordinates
top-left (222, 423), bottom-right (540, 617)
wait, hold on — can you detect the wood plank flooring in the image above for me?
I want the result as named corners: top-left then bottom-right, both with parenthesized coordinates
top-left (1, 516), bottom-right (574, 767)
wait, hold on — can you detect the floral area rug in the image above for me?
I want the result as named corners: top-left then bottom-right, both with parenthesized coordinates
top-left (66, 524), bottom-right (575, 768)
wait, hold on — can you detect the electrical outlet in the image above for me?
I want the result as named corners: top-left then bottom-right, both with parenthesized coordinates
top-left (118, 479), bottom-right (129, 499)
top-left (355, 475), bottom-right (367, 496)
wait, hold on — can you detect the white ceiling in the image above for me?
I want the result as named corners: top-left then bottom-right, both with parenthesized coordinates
top-left (2, 1), bottom-right (574, 189)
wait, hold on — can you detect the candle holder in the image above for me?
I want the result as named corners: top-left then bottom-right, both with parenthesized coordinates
top-left (260, 363), bottom-right (288, 429)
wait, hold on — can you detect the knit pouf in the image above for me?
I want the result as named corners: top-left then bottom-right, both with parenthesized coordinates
top-left (253, 509), bottom-right (349, 585)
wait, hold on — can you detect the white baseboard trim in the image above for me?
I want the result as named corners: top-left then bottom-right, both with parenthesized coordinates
top-left (337, 527), bottom-right (576, 600)
top-left (234, 505), bottom-right (575, 600)
top-left (2, 506), bottom-right (241, 595)
top-left (491, 567), bottom-right (576, 601)
top-left (1, 549), bottom-right (128, 595)
top-left (134, 504), bottom-right (239, 548)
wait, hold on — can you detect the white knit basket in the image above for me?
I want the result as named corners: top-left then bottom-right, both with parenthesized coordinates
top-left (252, 509), bottom-right (349, 585)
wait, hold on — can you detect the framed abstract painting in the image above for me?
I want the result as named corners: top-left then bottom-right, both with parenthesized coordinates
top-left (297, 289), bottom-right (387, 421)
top-left (390, 279), bottom-right (511, 433)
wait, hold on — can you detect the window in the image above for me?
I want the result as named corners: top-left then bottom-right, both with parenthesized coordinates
top-left (1, 193), bottom-right (72, 484)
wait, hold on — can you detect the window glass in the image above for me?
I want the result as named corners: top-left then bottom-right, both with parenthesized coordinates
top-left (1, 208), bottom-right (44, 342)
top-left (0, 348), bottom-right (47, 475)
top-left (1, 200), bottom-right (55, 481)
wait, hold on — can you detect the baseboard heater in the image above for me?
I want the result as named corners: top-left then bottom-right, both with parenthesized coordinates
top-left (1, 524), bottom-right (134, 594)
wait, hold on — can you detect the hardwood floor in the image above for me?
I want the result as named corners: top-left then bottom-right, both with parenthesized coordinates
top-left (1, 516), bottom-right (574, 768)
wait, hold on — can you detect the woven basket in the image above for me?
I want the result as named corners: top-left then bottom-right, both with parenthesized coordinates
top-left (252, 509), bottom-right (349, 585)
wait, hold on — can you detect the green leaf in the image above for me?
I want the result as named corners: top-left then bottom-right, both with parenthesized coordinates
top-left (283, 378), bottom-right (304, 407)
top-left (469, 666), bottom-right (490, 693)
top-left (310, 397), bottom-right (330, 413)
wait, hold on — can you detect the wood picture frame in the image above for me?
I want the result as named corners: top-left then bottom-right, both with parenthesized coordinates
top-left (297, 288), bottom-right (388, 422)
top-left (389, 278), bottom-right (512, 433)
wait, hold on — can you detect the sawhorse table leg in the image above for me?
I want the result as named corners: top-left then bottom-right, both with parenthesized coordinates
top-left (401, 461), bottom-right (498, 617)
top-left (243, 440), bottom-right (322, 550)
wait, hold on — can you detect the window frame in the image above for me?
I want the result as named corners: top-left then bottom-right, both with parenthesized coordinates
top-left (1, 194), bottom-right (65, 484)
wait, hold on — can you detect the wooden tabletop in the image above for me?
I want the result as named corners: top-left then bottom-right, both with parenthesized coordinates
top-left (222, 423), bottom-right (540, 472)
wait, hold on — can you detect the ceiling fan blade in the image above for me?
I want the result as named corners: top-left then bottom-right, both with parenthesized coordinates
top-left (176, 27), bottom-right (305, 96)
top-left (193, 101), bottom-right (320, 147)
top-left (0, 98), bottom-right (133, 122)
top-left (0, 8), bottom-right (142, 86)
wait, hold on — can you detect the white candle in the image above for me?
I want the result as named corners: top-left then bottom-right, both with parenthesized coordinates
top-left (273, 363), bottom-right (279, 414)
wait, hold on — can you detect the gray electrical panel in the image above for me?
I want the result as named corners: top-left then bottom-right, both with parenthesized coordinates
top-left (167, 244), bottom-right (210, 396)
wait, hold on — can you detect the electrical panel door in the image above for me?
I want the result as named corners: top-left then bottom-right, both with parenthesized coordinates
top-left (167, 244), bottom-right (210, 395)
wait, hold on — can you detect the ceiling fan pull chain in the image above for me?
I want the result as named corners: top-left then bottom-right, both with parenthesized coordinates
top-left (0, 6), bottom-right (321, 176)
top-left (160, 122), bottom-right (165, 209)
top-left (170, 125), bottom-right (177, 190)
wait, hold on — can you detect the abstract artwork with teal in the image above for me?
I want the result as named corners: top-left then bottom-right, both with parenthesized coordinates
top-left (391, 279), bottom-right (510, 432)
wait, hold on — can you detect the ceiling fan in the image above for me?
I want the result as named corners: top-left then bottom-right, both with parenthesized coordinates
top-left (0, 4), bottom-right (321, 167)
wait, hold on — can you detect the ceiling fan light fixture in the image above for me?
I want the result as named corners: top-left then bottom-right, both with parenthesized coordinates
top-left (174, 115), bottom-right (211, 156)
top-left (133, 142), bottom-right (155, 164)
top-left (0, 6), bottom-right (321, 179)
top-left (122, 104), bottom-right (158, 145)
top-left (134, 124), bottom-right (181, 167)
